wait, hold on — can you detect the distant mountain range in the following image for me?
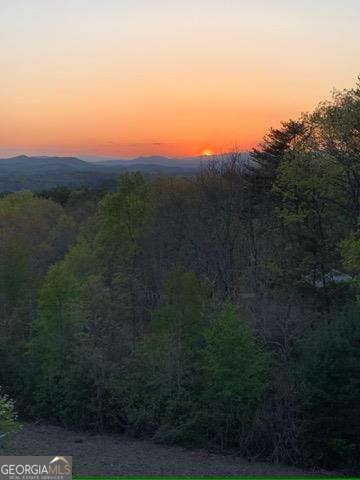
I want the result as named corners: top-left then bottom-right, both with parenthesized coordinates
top-left (0, 155), bottom-right (94, 173)
top-left (80, 155), bottom-right (212, 167)
top-left (0, 153), bottom-right (249, 193)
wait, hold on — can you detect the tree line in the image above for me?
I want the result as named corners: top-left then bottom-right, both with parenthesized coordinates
top-left (1, 80), bottom-right (360, 472)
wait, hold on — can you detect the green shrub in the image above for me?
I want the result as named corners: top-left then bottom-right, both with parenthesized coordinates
top-left (297, 307), bottom-right (360, 470)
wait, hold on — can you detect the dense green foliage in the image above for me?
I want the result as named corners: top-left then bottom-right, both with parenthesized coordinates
top-left (1, 80), bottom-right (360, 472)
top-left (297, 308), bottom-right (360, 470)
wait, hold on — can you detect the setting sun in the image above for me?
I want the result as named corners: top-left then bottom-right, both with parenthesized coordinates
top-left (202, 149), bottom-right (214, 157)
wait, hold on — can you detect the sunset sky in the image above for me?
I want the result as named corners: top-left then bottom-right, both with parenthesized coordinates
top-left (1, 0), bottom-right (359, 159)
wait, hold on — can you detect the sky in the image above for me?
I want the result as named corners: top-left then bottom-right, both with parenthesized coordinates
top-left (0, 0), bottom-right (359, 159)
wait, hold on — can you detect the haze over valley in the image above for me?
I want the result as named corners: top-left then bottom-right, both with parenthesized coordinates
top-left (0, 153), bottom-right (243, 193)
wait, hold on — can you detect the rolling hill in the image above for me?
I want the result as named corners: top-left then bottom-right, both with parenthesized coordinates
top-left (0, 155), bottom-right (199, 193)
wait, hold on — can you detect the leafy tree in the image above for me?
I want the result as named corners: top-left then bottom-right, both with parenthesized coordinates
top-left (121, 268), bottom-right (213, 440)
top-left (309, 79), bottom-right (360, 226)
top-left (0, 191), bottom-right (72, 391)
top-left (99, 172), bottom-right (152, 261)
top-left (297, 308), bottom-right (360, 470)
top-left (98, 172), bottom-right (155, 345)
top-left (29, 261), bottom-right (82, 421)
top-left (201, 304), bottom-right (269, 449)
top-left (152, 267), bottom-right (213, 392)
top-left (274, 151), bottom-right (343, 295)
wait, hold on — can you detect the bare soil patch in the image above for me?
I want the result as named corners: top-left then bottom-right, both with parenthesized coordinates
top-left (1, 422), bottom-right (330, 476)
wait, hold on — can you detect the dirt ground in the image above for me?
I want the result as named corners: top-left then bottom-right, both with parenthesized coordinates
top-left (0, 422), bottom-right (331, 477)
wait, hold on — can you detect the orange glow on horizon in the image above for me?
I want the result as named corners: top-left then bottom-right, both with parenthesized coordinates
top-left (0, 2), bottom-right (358, 160)
top-left (201, 149), bottom-right (214, 157)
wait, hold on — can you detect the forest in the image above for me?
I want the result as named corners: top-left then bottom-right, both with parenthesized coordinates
top-left (1, 80), bottom-right (360, 474)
